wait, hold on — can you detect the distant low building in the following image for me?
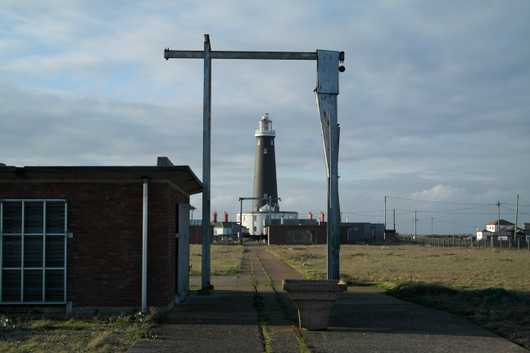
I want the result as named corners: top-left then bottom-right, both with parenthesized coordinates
top-left (266, 222), bottom-right (384, 245)
top-left (238, 208), bottom-right (299, 236)
top-left (213, 221), bottom-right (241, 239)
top-left (475, 228), bottom-right (493, 241)
top-left (476, 219), bottom-right (525, 241)
top-left (485, 219), bottom-right (514, 234)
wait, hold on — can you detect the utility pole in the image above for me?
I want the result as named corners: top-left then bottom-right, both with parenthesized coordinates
top-left (384, 196), bottom-right (387, 230)
top-left (393, 208), bottom-right (396, 231)
top-left (413, 210), bottom-right (417, 240)
top-left (494, 200), bottom-right (501, 248)
top-left (431, 216), bottom-right (434, 235)
top-left (384, 195), bottom-right (387, 240)
top-left (514, 194), bottom-right (519, 243)
top-left (497, 201), bottom-right (501, 234)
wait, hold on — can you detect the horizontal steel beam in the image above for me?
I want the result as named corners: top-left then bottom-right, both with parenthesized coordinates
top-left (164, 49), bottom-right (318, 61)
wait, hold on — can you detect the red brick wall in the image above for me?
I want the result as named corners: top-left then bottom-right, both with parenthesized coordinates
top-left (189, 225), bottom-right (213, 244)
top-left (267, 224), bottom-right (327, 244)
top-left (267, 224), bottom-right (367, 245)
top-left (0, 180), bottom-right (188, 309)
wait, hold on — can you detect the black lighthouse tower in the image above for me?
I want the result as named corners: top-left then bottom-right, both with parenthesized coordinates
top-left (252, 113), bottom-right (279, 212)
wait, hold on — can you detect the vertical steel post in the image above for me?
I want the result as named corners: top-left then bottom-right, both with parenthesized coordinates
top-left (328, 101), bottom-right (340, 280)
top-left (316, 50), bottom-right (342, 281)
top-left (142, 179), bottom-right (149, 312)
top-left (201, 34), bottom-right (212, 290)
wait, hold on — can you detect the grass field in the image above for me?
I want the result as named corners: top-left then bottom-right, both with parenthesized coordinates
top-left (268, 244), bottom-right (530, 349)
top-left (268, 244), bottom-right (530, 290)
top-left (190, 244), bottom-right (243, 276)
top-left (0, 313), bottom-right (153, 353)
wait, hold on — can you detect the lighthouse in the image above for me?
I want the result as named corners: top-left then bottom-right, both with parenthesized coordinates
top-left (238, 113), bottom-right (298, 237)
top-left (253, 113), bottom-right (279, 212)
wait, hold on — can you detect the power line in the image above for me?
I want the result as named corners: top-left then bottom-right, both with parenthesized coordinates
top-left (388, 195), bottom-right (499, 206)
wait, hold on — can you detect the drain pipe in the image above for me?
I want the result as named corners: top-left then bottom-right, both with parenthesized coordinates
top-left (141, 179), bottom-right (149, 312)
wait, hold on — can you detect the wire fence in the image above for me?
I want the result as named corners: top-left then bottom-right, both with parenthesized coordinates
top-left (403, 236), bottom-right (530, 251)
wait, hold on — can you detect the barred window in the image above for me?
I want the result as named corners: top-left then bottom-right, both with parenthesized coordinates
top-left (1, 200), bottom-right (67, 303)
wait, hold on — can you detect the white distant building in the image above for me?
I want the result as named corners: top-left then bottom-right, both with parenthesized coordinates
top-left (476, 219), bottom-right (515, 241)
top-left (475, 228), bottom-right (493, 241)
top-left (237, 206), bottom-right (298, 236)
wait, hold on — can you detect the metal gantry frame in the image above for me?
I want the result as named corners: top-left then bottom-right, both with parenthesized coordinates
top-left (164, 34), bottom-right (344, 287)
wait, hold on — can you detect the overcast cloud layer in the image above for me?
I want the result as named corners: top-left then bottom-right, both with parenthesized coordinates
top-left (1, 1), bottom-right (529, 234)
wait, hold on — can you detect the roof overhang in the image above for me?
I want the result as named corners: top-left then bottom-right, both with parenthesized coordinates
top-left (0, 166), bottom-right (203, 195)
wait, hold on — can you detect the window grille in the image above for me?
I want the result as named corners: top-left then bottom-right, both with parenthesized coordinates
top-left (0, 200), bottom-right (67, 304)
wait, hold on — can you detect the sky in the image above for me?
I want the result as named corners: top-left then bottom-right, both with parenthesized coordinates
top-left (1, 1), bottom-right (530, 234)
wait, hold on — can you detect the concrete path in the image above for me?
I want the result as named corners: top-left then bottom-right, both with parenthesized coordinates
top-left (256, 247), bottom-right (528, 353)
top-left (128, 244), bottom-right (299, 353)
top-left (129, 244), bottom-right (528, 353)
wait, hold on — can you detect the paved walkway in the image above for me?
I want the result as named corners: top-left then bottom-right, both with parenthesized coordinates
top-left (129, 244), bottom-right (528, 353)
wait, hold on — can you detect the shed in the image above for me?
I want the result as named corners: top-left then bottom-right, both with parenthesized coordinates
top-left (0, 160), bottom-right (201, 313)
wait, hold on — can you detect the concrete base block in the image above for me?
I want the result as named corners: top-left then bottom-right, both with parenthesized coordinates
top-left (283, 279), bottom-right (346, 330)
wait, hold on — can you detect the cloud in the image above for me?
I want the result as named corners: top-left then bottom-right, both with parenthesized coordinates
top-left (411, 184), bottom-right (460, 201)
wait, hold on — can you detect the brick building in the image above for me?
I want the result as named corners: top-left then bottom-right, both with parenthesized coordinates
top-left (0, 160), bottom-right (201, 313)
top-left (266, 222), bottom-right (385, 245)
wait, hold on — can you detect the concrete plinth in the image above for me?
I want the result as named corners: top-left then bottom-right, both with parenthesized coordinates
top-left (283, 279), bottom-right (346, 330)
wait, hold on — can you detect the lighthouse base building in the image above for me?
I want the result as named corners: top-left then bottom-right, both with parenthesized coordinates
top-left (238, 208), bottom-right (298, 237)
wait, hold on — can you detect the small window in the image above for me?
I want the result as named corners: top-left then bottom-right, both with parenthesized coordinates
top-left (1, 270), bottom-right (21, 301)
top-left (3, 202), bottom-right (22, 234)
top-left (45, 236), bottom-right (64, 267)
top-left (24, 236), bottom-right (43, 267)
top-left (263, 148), bottom-right (268, 154)
top-left (46, 201), bottom-right (65, 234)
top-left (45, 270), bottom-right (64, 302)
top-left (24, 270), bottom-right (43, 301)
top-left (25, 202), bottom-right (43, 234)
top-left (2, 236), bottom-right (21, 267)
